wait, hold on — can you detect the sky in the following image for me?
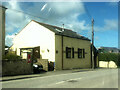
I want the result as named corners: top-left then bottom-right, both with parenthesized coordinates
top-left (1, 1), bottom-right (118, 48)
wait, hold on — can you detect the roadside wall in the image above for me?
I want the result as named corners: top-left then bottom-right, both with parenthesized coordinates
top-left (99, 61), bottom-right (117, 68)
top-left (37, 59), bottom-right (48, 71)
top-left (2, 60), bottom-right (32, 76)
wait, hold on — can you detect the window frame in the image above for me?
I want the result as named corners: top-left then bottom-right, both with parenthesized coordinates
top-left (72, 48), bottom-right (74, 58)
top-left (78, 48), bottom-right (82, 58)
top-left (66, 47), bottom-right (71, 58)
top-left (83, 49), bottom-right (85, 58)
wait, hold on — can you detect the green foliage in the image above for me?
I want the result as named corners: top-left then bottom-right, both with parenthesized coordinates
top-left (98, 53), bottom-right (120, 66)
top-left (3, 53), bottom-right (22, 60)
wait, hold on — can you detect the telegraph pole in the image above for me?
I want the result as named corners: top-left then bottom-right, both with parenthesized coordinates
top-left (0, 6), bottom-right (7, 60)
top-left (91, 18), bottom-right (94, 69)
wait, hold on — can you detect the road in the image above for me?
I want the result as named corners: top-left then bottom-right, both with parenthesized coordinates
top-left (2, 69), bottom-right (118, 88)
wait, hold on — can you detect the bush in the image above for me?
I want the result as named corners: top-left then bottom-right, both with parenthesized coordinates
top-left (3, 53), bottom-right (22, 60)
top-left (98, 53), bottom-right (120, 67)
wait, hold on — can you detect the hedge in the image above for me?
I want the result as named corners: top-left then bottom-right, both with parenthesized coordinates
top-left (98, 53), bottom-right (120, 66)
top-left (3, 53), bottom-right (22, 60)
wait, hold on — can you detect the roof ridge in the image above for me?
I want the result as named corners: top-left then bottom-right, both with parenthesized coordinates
top-left (32, 20), bottom-right (73, 31)
top-left (32, 20), bottom-right (90, 41)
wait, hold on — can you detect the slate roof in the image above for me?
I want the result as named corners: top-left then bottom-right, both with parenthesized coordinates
top-left (33, 20), bottom-right (90, 41)
top-left (98, 47), bottom-right (119, 53)
top-left (0, 5), bottom-right (7, 9)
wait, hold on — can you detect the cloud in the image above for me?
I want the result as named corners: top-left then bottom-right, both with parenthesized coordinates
top-left (5, 34), bottom-right (15, 46)
top-left (95, 19), bottom-right (118, 32)
top-left (4, 1), bottom-right (31, 33)
top-left (3, 2), bottom-right (91, 46)
top-left (8, 1), bottom-right (20, 10)
top-left (47, 2), bottom-right (85, 16)
top-left (36, 2), bottom-right (88, 33)
top-left (4, 2), bottom-right (117, 47)
top-left (20, 2), bottom-right (86, 25)
top-left (3, 1), bottom-right (31, 46)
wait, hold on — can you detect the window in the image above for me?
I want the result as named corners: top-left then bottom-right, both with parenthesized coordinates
top-left (83, 49), bottom-right (85, 58)
top-left (72, 48), bottom-right (74, 58)
top-left (78, 48), bottom-right (85, 58)
top-left (78, 48), bottom-right (82, 58)
top-left (66, 47), bottom-right (71, 58)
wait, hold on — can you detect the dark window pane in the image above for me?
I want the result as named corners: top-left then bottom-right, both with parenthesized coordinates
top-left (66, 47), bottom-right (71, 58)
top-left (83, 49), bottom-right (85, 58)
top-left (78, 48), bottom-right (82, 58)
top-left (72, 48), bottom-right (74, 58)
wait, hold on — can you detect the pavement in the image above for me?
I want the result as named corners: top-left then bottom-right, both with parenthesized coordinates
top-left (1, 68), bottom-right (93, 82)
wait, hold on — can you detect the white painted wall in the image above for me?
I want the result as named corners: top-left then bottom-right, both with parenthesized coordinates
top-left (99, 61), bottom-right (117, 68)
top-left (12, 21), bottom-right (55, 62)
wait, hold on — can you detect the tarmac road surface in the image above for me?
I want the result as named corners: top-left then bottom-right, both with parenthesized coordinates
top-left (2, 69), bottom-right (118, 88)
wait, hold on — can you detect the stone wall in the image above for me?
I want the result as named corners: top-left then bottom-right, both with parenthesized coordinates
top-left (2, 60), bottom-right (33, 76)
top-left (37, 59), bottom-right (48, 71)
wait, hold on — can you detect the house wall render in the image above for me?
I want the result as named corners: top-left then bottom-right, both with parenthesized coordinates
top-left (11, 20), bottom-right (92, 70)
top-left (55, 35), bottom-right (91, 70)
top-left (11, 21), bottom-right (55, 62)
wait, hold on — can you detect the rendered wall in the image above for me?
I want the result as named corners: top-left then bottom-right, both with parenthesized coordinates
top-left (55, 35), bottom-right (91, 70)
top-left (55, 35), bottom-right (62, 70)
top-left (11, 21), bottom-right (55, 62)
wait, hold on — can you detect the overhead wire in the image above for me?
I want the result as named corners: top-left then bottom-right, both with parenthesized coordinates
top-left (4, 3), bottom-right (94, 45)
top-left (5, 6), bottom-right (49, 21)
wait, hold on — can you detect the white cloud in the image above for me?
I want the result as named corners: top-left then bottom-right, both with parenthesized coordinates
top-left (5, 24), bottom-right (15, 33)
top-left (36, 2), bottom-right (87, 32)
top-left (3, 2), bottom-right (91, 46)
top-left (95, 19), bottom-right (118, 32)
top-left (47, 2), bottom-right (85, 16)
top-left (5, 34), bottom-right (15, 46)
top-left (8, 1), bottom-right (20, 10)
top-left (4, 1), bottom-right (31, 32)
top-left (4, 1), bottom-right (31, 46)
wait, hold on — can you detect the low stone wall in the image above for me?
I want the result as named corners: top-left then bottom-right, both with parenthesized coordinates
top-left (37, 59), bottom-right (48, 71)
top-left (2, 60), bottom-right (33, 76)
